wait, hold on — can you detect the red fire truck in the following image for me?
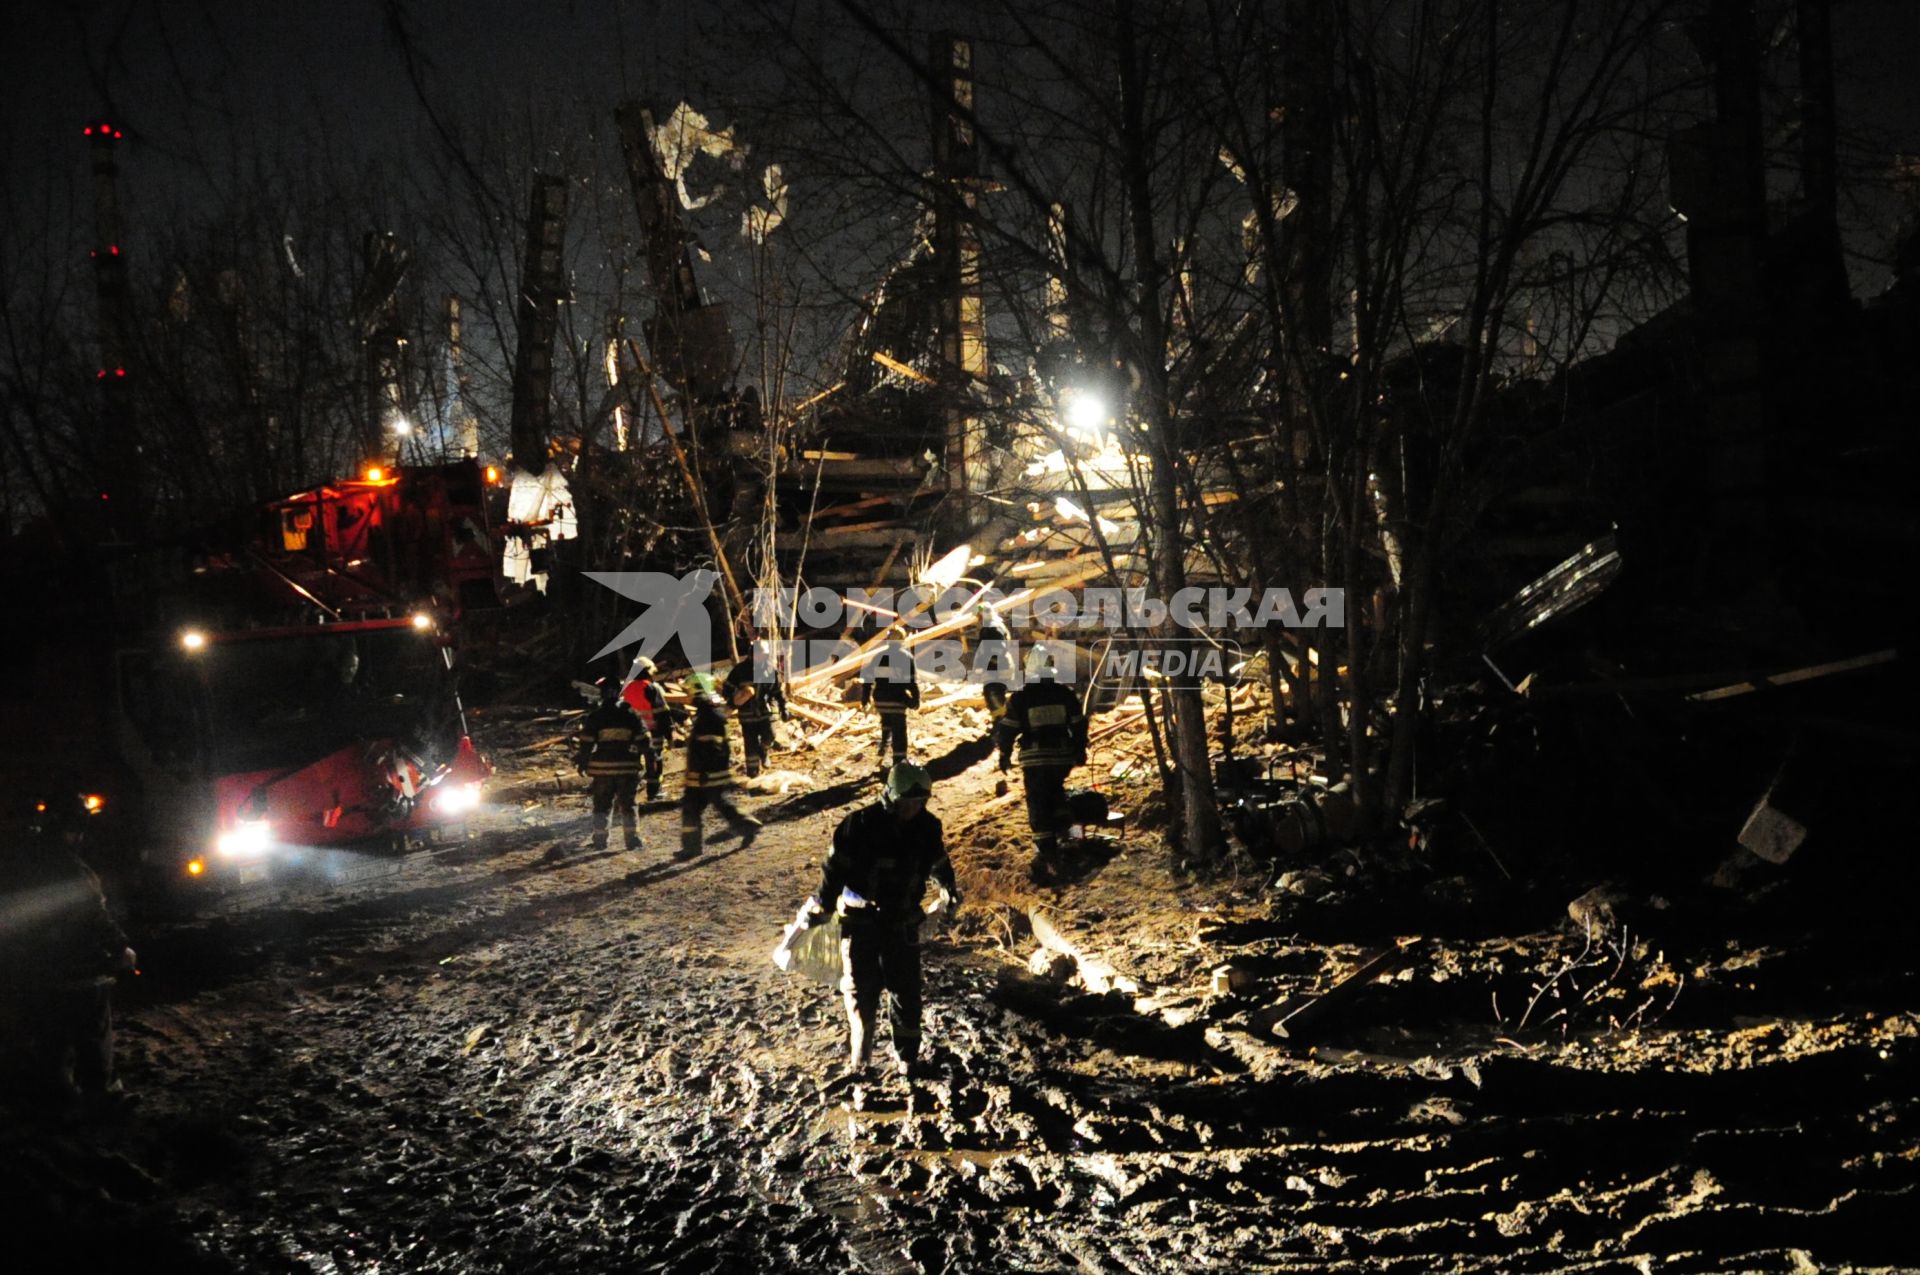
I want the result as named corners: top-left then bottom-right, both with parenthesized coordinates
top-left (103, 459), bottom-right (500, 891)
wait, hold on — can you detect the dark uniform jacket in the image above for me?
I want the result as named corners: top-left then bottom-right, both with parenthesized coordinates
top-left (859, 645), bottom-right (920, 710)
top-left (682, 698), bottom-right (736, 790)
top-left (0, 838), bottom-right (128, 995)
top-left (575, 699), bottom-right (647, 776)
top-left (725, 660), bottom-right (787, 725)
top-left (996, 680), bottom-right (1088, 769)
top-left (814, 803), bottom-right (954, 930)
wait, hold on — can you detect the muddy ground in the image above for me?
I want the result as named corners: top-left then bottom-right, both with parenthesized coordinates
top-left (5, 700), bottom-right (1918, 1273)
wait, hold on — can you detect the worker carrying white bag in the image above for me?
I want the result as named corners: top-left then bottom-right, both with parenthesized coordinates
top-left (771, 761), bottom-right (957, 1079)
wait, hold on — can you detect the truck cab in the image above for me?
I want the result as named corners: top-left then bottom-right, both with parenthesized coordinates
top-left (114, 614), bottom-right (488, 890)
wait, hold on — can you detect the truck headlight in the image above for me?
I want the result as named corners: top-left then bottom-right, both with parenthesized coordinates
top-left (432, 780), bottom-right (483, 815)
top-left (215, 819), bottom-right (272, 859)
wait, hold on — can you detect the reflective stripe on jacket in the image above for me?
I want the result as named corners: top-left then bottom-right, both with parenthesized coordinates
top-left (683, 701), bottom-right (736, 788)
top-left (996, 681), bottom-right (1087, 768)
top-left (577, 701), bottom-right (647, 776)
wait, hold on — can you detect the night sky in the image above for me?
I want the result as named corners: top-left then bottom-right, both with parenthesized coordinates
top-left (2, 2), bottom-right (699, 204)
top-left (4, 0), bottom-right (1919, 283)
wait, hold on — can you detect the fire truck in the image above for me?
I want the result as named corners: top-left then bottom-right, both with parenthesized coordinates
top-left (104, 459), bottom-right (500, 892)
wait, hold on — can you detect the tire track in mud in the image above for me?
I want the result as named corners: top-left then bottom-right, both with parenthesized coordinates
top-left (112, 775), bottom-right (1920, 1273)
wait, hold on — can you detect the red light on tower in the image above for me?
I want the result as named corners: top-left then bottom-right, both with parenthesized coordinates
top-left (114, 367), bottom-right (126, 377)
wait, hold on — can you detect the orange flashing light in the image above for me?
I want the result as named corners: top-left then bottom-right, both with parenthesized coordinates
top-left (363, 465), bottom-right (385, 482)
top-left (186, 859), bottom-right (206, 877)
top-left (484, 464), bottom-right (502, 485)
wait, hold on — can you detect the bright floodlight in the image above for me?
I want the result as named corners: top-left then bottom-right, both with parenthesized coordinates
top-left (1063, 390), bottom-right (1108, 437)
top-left (215, 819), bottom-right (271, 859)
top-left (411, 612), bottom-right (433, 631)
top-left (180, 629), bottom-right (208, 652)
top-left (391, 415), bottom-right (412, 435)
top-left (432, 780), bottom-right (483, 815)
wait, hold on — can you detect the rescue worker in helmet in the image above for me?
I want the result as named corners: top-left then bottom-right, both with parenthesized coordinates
top-left (724, 638), bottom-right (789, 779)
top-left (799, 761), bottom-right (956, 1077)
top-left (995, 643), bottom-right (1089, 884)
top-left (0, 794), bottom-right (136, 1107)
top-left (973, 604), bottom-right (1015, 735)
top-left (620, 655), bottom-right (675, 802)
top-left (570, 677), bottom-right (647, 856)
top-left (679, 672), bottom-right (763, 859)
top-left (857, 625), bottom-right (920, 765)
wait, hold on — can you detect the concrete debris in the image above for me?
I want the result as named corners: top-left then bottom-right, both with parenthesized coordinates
top-left (1567, 884), bottom-right (1630, 935)
top-left (1272, 869), bottom-right (1334, 899)
top-left (1737, 792), bottom-right (1808, 865)
top-left (1026, 948), bottom-right (1076, 982)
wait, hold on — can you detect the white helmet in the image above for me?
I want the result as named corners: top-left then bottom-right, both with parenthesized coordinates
top-left (1023, 643), bottom-right (1057, 679)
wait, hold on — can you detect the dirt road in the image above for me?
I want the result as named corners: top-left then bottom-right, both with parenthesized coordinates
top-left (14, 711), bottom-right (1918, 1273)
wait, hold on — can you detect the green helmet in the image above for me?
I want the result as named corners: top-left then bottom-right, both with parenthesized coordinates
top-left (881, 760), bottom-right (933, 807)
top-left (685, 671), bottom-right (719, 698)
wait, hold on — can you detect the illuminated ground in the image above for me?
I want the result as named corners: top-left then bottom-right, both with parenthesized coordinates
top-left (7, 702), bottom-right (1916, 1273)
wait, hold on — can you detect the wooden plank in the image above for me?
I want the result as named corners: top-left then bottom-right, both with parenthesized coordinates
top-left (1263, 942), bottom-right (1420, 1041)
top-left (785, 700), bottom-right (844, 729)
top-left (870, 350), bottom-right (937, 385)
top-left (791, 559), bottom-right (1111, 691)
top-left (1686, 649), bottom-right (1897, 703)
top-left (807, 495), bottom-right (896, 523)
top-left (814, 517), bottom-right (908, 538)
top-left (792, 457), bottom-right (925, 482)
top-left (774, 526), bottom-right (920, 551)
top-left (1535, 648), bottom-right (1900, 701)
top-left (805, 708), bottom-right (860, 746)
top-left (1086, 707), bottom-right (1148, 744)
top-left (828, 531), bottom-right (915, 651)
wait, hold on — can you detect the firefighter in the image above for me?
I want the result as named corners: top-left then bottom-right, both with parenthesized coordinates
top-left (857, 625), bottom-right (920, 765)
top-left (995, 644), bottom-right (1088, 884)
top-left (798, 761), bottom-right (956, 1077)
top-left (725, 639), bottom-right (788, 779)
top-left (679, 672), bottom-right (762, 859)
top-left (571, 677), bottom-right (647, 854)
top-left (0, 794), bottom-right (136, 1107)
top-left (621, 655), bottom-right (674, 801)
top-left (975, 604), bottom-right (1015, 734)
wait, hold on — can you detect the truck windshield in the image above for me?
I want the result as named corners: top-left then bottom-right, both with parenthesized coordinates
top-left (199, 629), bottom-right (453, 772)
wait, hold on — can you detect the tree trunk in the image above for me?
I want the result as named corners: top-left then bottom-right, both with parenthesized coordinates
top-left (1117, 0), bottom-right (1223, 862)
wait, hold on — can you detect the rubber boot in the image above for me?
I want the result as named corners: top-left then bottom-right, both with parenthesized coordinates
top-left (848, 1014), bottom-right (874, 1074)
top-left (1028, 838), bottom-right (1059, 885)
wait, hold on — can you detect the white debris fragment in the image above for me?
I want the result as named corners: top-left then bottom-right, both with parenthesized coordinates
top-left (743, 164), bottom-right (788, 243)
top-left (649, 101), bottom-right (742, 211)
